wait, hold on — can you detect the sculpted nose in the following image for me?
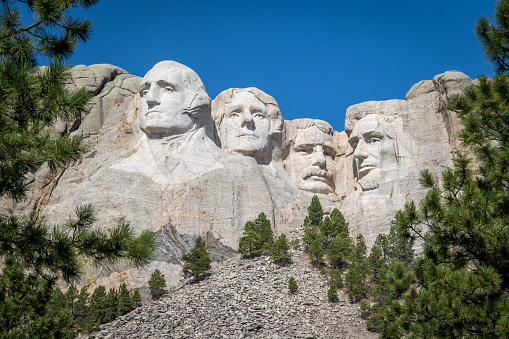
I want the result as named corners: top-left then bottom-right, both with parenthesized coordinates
top-left (353, 141), bottom-right (368, 160)
top-left (240, 111), bottom-right (254, 128)
top-left (145, 87), bottom-right (160, 106)
top-left (311, 147), bottom-right (326, 167)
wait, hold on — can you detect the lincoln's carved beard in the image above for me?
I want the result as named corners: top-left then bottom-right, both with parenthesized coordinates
top-left (358, 168), bottom-right (381, 191)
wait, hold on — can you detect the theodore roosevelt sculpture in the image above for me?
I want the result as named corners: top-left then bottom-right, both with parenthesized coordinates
top-left (212, 87), bottom-right (284, 164)
top-left (284, 119), bottom-right (337, 194)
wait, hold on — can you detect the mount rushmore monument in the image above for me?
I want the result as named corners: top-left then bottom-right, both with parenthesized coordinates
top-left (0, 60), bottom-right (474, 289)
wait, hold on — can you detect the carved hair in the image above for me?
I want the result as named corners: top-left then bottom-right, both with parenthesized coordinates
top-left (283, 118), bottom-right (337, 157)
top-left (344, 100), bottom-right (406, 137)
top-left (289, 118), bottom-right (334, 135)
top-left (211, 87), bottom-right (284, 138)
top-left (140, 60), bottom-right (211, 119)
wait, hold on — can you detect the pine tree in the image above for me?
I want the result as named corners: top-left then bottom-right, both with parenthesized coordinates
top-left (65, 283), bottom-right (79, 318)
top-left (131, 289), bottom-right (142, 308)
top-left (183, 237), bottom-right (212, 282)
top-left (238, 213), bottom-right (274, 257)
top-left (118, 282), bottom-right (133, 316)
top-left (325, 267), bottom-right (343, 288)
top-left (382, 3), bottom-right (509, 336)
top-left (45, 287), bottom-right (74, 338)
top-left (148, 269), bottom-right (167, 300)
top-left (270, 233), bottom-right (291, 265)
top-left (327, 283), bottom-right (339, 302)
top-left (288, 276), bottom-right (298, 294)
top-left (308, 237), bottom-right (326, 267)
top-left (0, 2), bottom-right (158, 336)
top-left (327, 235), bottom-right (351, 268)
top-left (103, 287), bottom-right (118, 323)
top-left (307, 195), bottom-right (324, 226)
top-left (85, 285), bottom-right (107, 332)
top-left (344, 235), bottom-right (368, 303)
top-left (74, 285), bottom-right (90, 331)
top-left (329, 208), bottom-right (349, 239)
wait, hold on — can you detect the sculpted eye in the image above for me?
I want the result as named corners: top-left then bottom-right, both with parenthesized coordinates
top-left (163, 86), bottom-right (174, 92)
top-left (252, 110), bottom-right (265, 118)
top-left (141, 89), bottom-right (148, 97)
top-left (368, 137), bottom-right (381, 144)
top-left (299, 148), bottom-right (313, 155)
top-left (229, 111), bottom-right (240, 118)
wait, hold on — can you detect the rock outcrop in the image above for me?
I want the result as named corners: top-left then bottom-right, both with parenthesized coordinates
top-left (0, 61), bottom-right (476, 291)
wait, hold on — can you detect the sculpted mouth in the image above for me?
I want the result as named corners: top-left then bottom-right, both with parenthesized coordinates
top-left (238, 133), bottom-right (258, 138)
top-left (302, 168), bottom-right (332, 181)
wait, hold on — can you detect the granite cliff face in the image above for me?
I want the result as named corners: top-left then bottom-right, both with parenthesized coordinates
top-left (0, 61), bottom-right (475, 290)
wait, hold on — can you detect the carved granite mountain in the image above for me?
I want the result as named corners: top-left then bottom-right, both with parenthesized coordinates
top-left (0, 62), bottom-right (474, 290)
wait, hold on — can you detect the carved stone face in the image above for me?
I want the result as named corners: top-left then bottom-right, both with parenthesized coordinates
top-left (349, 114), bottom-right (387, 190)
top-left (287, 125), bottom-right (336, 194)
top-left (221, 91), bottom-right (271, 157)
top-left (139, 67), bottom-right (194, 135)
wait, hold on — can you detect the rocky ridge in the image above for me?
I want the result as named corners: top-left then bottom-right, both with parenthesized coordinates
top-left (91, 237), bottom-right (376, 339)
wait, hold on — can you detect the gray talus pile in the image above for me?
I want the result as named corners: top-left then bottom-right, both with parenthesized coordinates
top-left (92, 250), bottom-right (376, 339)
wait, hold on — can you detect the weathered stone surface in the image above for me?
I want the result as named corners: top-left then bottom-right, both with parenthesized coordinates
top-left (339, 71), bottom-right (474, 247)
top-left (1, 61), bottom-right (475, 292)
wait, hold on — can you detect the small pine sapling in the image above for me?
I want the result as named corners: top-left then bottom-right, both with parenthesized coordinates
top-left (328, 283), bottom-right (339, 302)
top-left (288, 276), bottom-right (298, 294)
top-left (183, 237), bottom-right (211, 281)
top-left (148, 269), bottom-right (167, 300)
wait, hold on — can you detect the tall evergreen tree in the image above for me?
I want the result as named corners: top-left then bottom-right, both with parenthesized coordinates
top-left (131, 289), bottom-right (142, 308)
top-left (288, 276), bottom-right (298, 294)
top-left (118, 282), bottom-right (133, 316)
top-left (344, 235), bottom-right (368, 303)
top-left (183, 237), bottom-right (212, 282)
top-left (382, 1), bottom-right (509, 336)
top-left (84, 285), bottom-right (107, 332)
top-left (238, 213), bottom-right (274, 257)
top-left (307, 195), bottom-right (324, 226)
top-left (0, 1), bottom-right (158, 336)
top-left (65, 283), bottom-right (79, 318)
top-left (148, 269), bottom-right (167, 300)
top-left (103, 287), bottom-right (118, 323)
top-left (74, 285), bottom-right (90, 331)
top-left (270, 233), bottom-right (291, 265)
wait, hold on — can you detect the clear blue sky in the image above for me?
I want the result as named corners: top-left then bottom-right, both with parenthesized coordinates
top-left (66, 0), bottom-right (497, 132)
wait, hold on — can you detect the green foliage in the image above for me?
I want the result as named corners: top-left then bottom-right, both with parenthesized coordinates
top-left (183, 237), bottom-right (211, 281)
top-left (307, 195), bottom-right (324, 226)
top-left (118, 282), bottom-right (133, 316)
top-left (84, 285), bottom-right (106, 332)
top-left (308, 237), bottom-right (326, 267)
top-left (324, 267), bottom-right (343, 288)
top-left (131, 289), bottom-right (142, 308)
top-left (327, 235), bottom-right (351, 268)
top-left (344, 235), bottom-right (368, 303)
top-left (0, 2), bottom-right (158, 336)
top-left (290, 238), bottom-right (300, 250)
top-left (288, 276), bottom-right (298, 294)
top-left (148, 269), bottom-right (167, 300)
top-left (327, 283), bottom-right (339, 302)
top-left (238, 213), bottom-right (274, 257)
top-left (103, 287), bottom-right (118, 323)
top-left (270, 233), bottom-right (291, 265)
top-left (74, 285), bottom-right (90, 330)
top-left (381, 5), bottom-right (509, 332)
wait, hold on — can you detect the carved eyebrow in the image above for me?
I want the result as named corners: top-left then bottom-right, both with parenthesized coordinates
top-left (157, 80), bottom-right (175, 88)
top-left (362, 130), bottom-right (384, 139)
top-left (139, 82), bottom-right (150, 93)
top-left (294, 142), bottom-right (315, 150)
top-left (323, 145), bottom-right (336, 155)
